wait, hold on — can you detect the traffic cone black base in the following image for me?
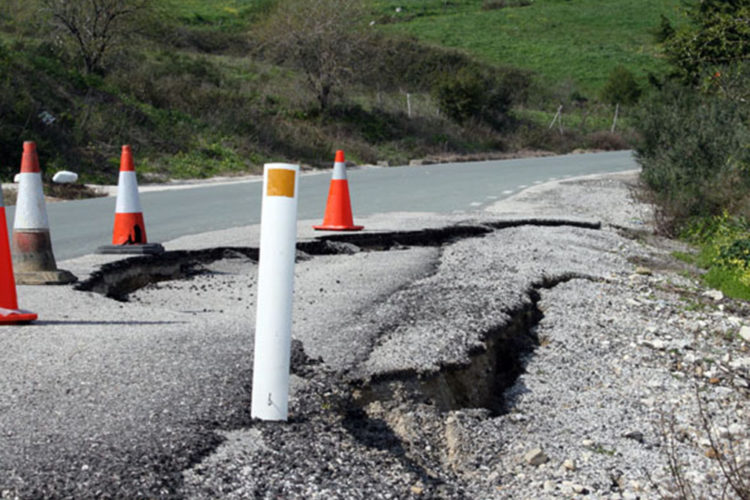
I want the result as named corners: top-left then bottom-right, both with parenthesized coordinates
top-left (12, 270), bottom-right (77, 286)
top-left (96, 243), bottom-right (164, 255)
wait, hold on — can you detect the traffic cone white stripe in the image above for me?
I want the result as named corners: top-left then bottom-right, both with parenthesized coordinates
top-left (331, 160), bottom-right (347, 180)
top-left (13, 172), bottom-right (49, 230)
top-left (114, 170), bottom-right (143, 213)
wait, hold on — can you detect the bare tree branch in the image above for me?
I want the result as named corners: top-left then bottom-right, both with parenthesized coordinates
top-left (41, 0), bottom-right (150, 74)
top-left (259, 0), bottom-right (371, 112)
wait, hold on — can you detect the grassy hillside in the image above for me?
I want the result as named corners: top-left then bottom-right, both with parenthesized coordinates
top-left (373, 0), bottom-right (681, 96)
top-left (0, 0), bottom-right (677, 184)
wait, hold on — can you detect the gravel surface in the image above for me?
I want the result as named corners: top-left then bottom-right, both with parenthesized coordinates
top-left (2, 170), bottom-right (748, 499)
top-left (180, 172), bottom-right (749, 500)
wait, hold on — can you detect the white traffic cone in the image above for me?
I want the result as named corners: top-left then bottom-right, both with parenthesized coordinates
top-left (11, 141), bottom-right (76, 285)
top-left (97, 145), bottom-right (163, 254)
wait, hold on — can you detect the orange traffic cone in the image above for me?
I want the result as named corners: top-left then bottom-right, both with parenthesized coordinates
top-left (1, 186), bottom-right (37, 324)
top-left (97, 145), bottom-right (163, 255)
top-left (313, 150), bottom-right (364, 231)
top-left (11, 141), bottom-right (76, 285)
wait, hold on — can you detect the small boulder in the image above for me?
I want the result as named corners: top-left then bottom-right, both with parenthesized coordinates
top-left (702, 289), bottom-right (724, 301)
top-left (524, 448), bottom-right (549, 466)
top-left (52, 170), bottom-right (78, 184)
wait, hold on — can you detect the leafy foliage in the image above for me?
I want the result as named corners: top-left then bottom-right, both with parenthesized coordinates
top-left (600, 66), bottom-right (641, 105)
top-left (635, 0), bottom-right (750, 236)
top-left (635, 82), bottom-right (750, 232)
top-left (680, 213), bottom-right (750, 300)
top-left (431, 68), bottom-right (513, 129)
top-left (662, 0), bottom-right (750, 84)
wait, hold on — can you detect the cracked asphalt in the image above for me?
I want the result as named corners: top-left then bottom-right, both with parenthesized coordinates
top-left (5, 170), bottom-right (745, 499)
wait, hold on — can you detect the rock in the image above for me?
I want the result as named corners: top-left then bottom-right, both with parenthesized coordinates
top-left (410, 485), bottom-right (423, 495)
top-left (623, 431), bottom-right (645, 444)
top-left (562, 458), bottom-right (576, 471)
top-left (740, 325), bottom-right (750, 342)
top-left (728, 423), bottom-right (745, 437)
top-left (702, 289), bottom-right (724, 301)
top-left (376, 161), bottom-right (390, 167)
top-left (635, 266), bottom-right (653, 276)
top-left (581, 439), bottom-right (594, 447)
top-left (524, 448), bottom-right (549, 466)
top-left (543, 480), bottom-right (556, 492)
top-left (409, 159), bottom-right (424, 166)
top-left (642, 339), bottom-right (667, 350)
top-left (729, 357), bottom-right (750, 370)
top-left (52, 170), bottom-right (78, 184)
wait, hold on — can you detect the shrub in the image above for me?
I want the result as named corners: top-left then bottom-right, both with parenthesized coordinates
top-left (584, 131), bottom-right (629, 151)
top-left (482, 0), bottom-right (532, 10)
top-left (431, 68), bottom-right (513, 130)
top-left (681, 212), bottom-right (750, 300)
top-left (357, 34), bottom-right (532, 103)
top-left (600, 65), bottom-right (642, 105)
top-left (634, 81), bottom-right (750, 233)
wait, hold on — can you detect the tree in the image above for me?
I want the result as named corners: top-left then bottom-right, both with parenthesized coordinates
top-left (42, 0), bottom-right (150, 74)
top-left (259, 0), bottom-right (371, 112)
top-left (662, 1), bottom-right (750, 83)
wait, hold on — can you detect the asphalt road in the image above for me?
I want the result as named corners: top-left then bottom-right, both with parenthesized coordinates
top-left (0, 165), bottom-right (643, 498)
top-left (4, 151), bottom-right (636, 261)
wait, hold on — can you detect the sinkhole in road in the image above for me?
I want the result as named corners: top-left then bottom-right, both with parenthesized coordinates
top-left (352, 274), bottom-right (587, 419)
top-left (354, 293), bottom-right (542, 417)
top-left (74, 219), bottom-right (600, 422)
top-left (74, 221), bottom-right (599, 421)
top-left (73, 221), bottom-right (593, 419)
top-left (75, 218), bottom-right (600, 301)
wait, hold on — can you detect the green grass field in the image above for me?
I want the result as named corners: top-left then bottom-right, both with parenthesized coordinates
top-left (0, 0), bottom-right (682, 182)
top-left (373, 0), bottom-right (683, 96)
top-left (160, 0), bottom-right (272, 30)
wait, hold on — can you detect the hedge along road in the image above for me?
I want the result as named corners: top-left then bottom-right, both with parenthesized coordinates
top-left (4, 150), bottom-right (636, 261)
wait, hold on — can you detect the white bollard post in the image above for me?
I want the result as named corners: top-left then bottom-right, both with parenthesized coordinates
top-left (251, 163), bottom-right (300, 421)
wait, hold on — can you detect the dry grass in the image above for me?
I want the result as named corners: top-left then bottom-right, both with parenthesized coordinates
top-left (1, 184), bottom-right (106, 206)
top-left (2, 187), bottom-right (16, 206)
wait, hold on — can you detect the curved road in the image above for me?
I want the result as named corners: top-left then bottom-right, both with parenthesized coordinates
top-left (4, 150), bottom-right (637, 260)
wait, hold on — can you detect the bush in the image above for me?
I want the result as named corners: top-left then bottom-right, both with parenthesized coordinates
top-left (482, 0), bottom-right (532, 10)
top-left (431, 68), bottom-right (513, 130)
top-left (634, 82), bottom-right (750, 233)
top-left (600, 65), bottom-right (641, 105)
top-left (584, 131), bottom-right (629, 151)
top-left (358, 34), bottom-right (532, 103)
top-left (680, 213), bottom-right (750, 300)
